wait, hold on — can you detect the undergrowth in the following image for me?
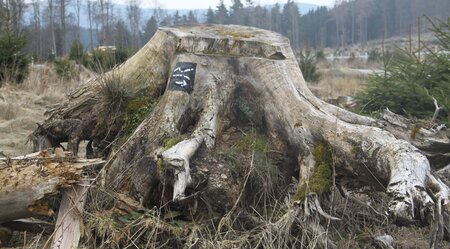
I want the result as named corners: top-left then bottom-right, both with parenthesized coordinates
top-left (219, 128), bottom-right (282, 206)
top-left (83, 188), bottom-right (184, 248)
top-left (54, 58), bottom-right (77, 80)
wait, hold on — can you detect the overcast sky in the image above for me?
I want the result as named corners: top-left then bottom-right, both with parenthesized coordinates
top-left (116, 0), bottom-right (334, 10)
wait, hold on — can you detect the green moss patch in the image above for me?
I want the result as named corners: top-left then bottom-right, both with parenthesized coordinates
top-left (123, 97), bottom-right (155, 135)
top-left (294, 139), bottom-right (333, 202)
top-left (163, 137), bottom-right (181, 149)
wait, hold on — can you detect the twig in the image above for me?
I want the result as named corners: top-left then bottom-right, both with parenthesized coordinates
top-left (431, 97), bottom-right (443, 124)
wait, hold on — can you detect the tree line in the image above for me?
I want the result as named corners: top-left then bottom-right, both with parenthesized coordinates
top-left (1, 0), bottom-right (449, 64)
top-left (205, 0), bottom-right (450, 49)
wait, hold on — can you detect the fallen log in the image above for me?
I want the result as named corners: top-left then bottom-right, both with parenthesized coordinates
top-left (0, 151), bottom-right (104, 223)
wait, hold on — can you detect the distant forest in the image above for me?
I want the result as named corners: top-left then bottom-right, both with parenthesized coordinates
top-left (1, 0), bottom-right (450, 61)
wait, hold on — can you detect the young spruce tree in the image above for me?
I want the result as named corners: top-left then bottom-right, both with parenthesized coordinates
top-left (357, 17), bottom-right (450, 124)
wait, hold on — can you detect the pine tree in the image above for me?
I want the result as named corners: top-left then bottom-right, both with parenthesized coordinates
top-left (0, 33), bottom-right (30, 84)
top-left (357, 18), bottom-right (450, 124)
top-left (215, 0), bottom-right (229, 24)
top-left (205, 7), bottom-right (215, 24)
top-left (142, 16), bottom-right (158, 42)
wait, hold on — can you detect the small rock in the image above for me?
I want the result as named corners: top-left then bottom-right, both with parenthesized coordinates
top-left (220, 173), bottom-right (228, 179)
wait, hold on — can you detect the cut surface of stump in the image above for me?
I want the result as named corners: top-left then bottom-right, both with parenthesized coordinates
top-left (30, 24), bottom-right (450, 243)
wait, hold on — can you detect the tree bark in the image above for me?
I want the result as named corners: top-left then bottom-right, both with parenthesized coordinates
top-left (32, 25), bottom-right (450, 229)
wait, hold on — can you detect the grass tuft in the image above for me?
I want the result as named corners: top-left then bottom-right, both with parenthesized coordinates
top-left (99, 73), bottom-right (134, 115)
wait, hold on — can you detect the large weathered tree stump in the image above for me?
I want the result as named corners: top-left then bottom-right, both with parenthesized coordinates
top-left (31, 25), bottom-right (450, 240)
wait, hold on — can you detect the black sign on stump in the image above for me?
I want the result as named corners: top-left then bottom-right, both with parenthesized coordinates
top-left (168, 62), bottom-right (197, 93)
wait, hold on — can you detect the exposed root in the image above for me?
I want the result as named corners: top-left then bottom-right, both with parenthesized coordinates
top-left (305, 193), bottom-right (341, 222)
top-left (337, 185), bottom-right (387, 218)
top-left (374, 234), bottom-right (394, 249)
top-left (254, 205), bottom-right (300, 249)
top-left (299, 216), bottom-right (337, 249)
top-left (161, 135), bottom-right (203, 201)
top-left (376, 140), bottom-right (441, 224)
top-left (427, 173), bottom-right (450, 248)
top-left (430, 194), bottom-right (444, 249)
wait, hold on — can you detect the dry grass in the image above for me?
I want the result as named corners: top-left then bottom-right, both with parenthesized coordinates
top-left (0, 64), bottom-right (95, 157)
top-left (312, 72), bottom-right (364, 99)
top-left (307, 61), bottom-right (370, 100)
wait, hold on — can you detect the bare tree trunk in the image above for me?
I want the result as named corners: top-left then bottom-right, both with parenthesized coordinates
top-left (75, 0), bottom-right (81, 42)
top-left (48, 0), bottom-right (57, 57)
top-left (32, 25), bottom-right (450, 233)
top-left (59, 0), bottom-right (67, 55)
top-left (126, 0), bottom-right (141, 50)
top-left (87, 0), bottom-right (94, 50)
top-left (32, 0), bottom-right (42, 59)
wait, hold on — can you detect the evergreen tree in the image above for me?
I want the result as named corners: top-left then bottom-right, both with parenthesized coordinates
top-left (215, 0), bottom-right (229, 24)
top-left (282, 0), bottom-right (301, 48)
top-left (357, 18), bottom-right (450, 124)
top-left (205, 7), bottom-right (215, 24)
top-left (69, 39), bottom-right (85, 64)
top-left (270, 3), bottom-right (282, 33)
top-left (230, 0), bottom-right (244, 24)
top-left (173, 11), bottom-right (181, 25)
top-left (160, 15), bottom-right (173, 26)
top-left (142, 16), bottom-right (158, 42)
top-left (187, 11), bottom-right (198, 24)
top-left (0, 33), bottom-right (30, 84)
top-left (114, 20), bottom-right (131, 49)
top-left (297, 49), bottom-right (320, 83)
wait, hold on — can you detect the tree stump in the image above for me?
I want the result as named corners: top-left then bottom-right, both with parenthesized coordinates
top-left (31, 25), bottom-right (450, 240)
